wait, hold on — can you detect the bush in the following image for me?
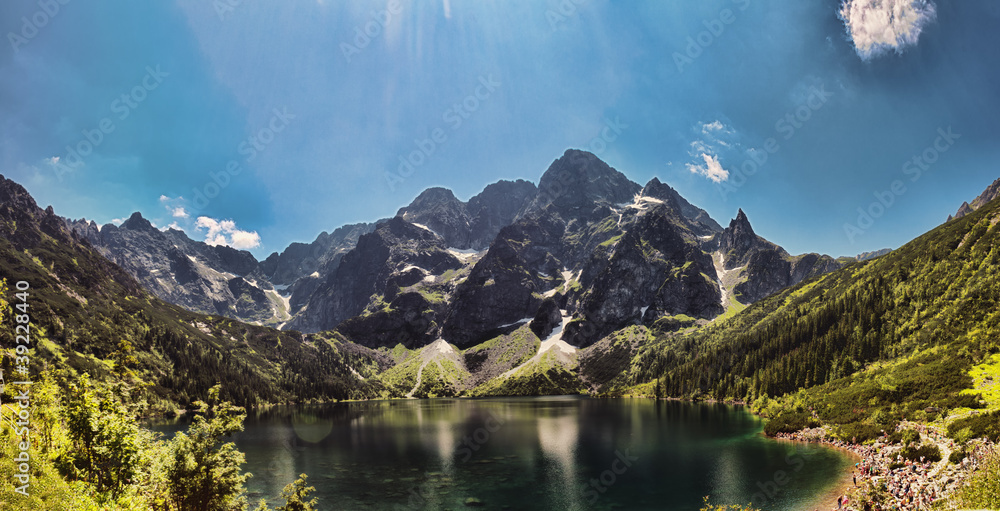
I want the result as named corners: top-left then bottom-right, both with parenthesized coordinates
top-left (700, 496), bottom-right (761, 511)
top-left (886, 428), bottom-right (920, 445)
top-left (953, 448), bottom-right (1000, 508)
top-left (835, 422), bottom-right (882, 444)
top-left (901, 443), bottom-right (942, 463)
top-left (763, 411), bottom-right (819, 436)
top-left (947, 410), bottom-right (1000, 442)
top-left (277, 474), bottom-right (319, 511)
top-left (950, 448), bottom-right (967, 464)
top-left (901, 428), bottom-right (921, 446)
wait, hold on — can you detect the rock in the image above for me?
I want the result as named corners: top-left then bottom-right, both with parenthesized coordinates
top-left (66, 211), bottom-right (279, 323)
top-left (530, 299), bottom-right (562, 339)
top-left (951, 177), bottom-right (1000, 220)
top-left (286, 216), bottom-right (463, 334)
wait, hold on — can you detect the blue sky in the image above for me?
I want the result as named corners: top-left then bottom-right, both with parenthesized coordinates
top-left (2, 0), bottom-right (998, 259)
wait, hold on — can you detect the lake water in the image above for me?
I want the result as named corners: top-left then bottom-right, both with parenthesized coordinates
top-left (155, 397), bottom-right (851, 510)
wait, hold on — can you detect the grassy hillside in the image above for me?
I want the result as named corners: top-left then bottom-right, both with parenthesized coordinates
top-left (606, 194), bottom-right (1000, 438)
top-left (0, 186), bottom-right (389, 412)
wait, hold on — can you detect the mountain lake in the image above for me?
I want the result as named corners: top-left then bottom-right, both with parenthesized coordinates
top-left (152, 397), bottom-right (854, 510)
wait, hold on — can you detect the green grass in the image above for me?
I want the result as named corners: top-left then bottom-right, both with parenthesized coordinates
top-left (712, 298), bottom-right (746, 323)
top-left (963, 352), bottom-right (1000, 410)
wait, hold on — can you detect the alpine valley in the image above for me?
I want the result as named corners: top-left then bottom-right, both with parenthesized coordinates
top-left (2, 150), bottom-right (1000, 508)
top-left (6, 149), bottom-right (858, 401)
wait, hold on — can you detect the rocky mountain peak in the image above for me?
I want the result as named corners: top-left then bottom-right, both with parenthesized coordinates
top-left (0, 174), bottom-right (39, 212)
top-left (120, 211), bottom-right (158, 233)
top-left (970, 177), bottom-right (1000, 208)
top-left (466, 179), bottom-right (537, 249)
top-left (396, 187), bottom-right (471, 248)
top-left (732, 208), bottom-right (751, 231)
top-left (397, 187), bottom-right (463, 216)
top-left (950, 177), bottom-right (1000, 221)
top-left (718, 208), bottom-right (762, 269)
top-left (639, 177), bottom-right (722, 235)
top-left (381, 215), bottom-right (442, 242)
top-left (526, 149), bottom-right (641, 219)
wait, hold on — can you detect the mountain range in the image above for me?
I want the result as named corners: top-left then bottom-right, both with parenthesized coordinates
top-left (0, 175), bottom-right (388, 408)
top-left (949, 177), bottom-right (1000, 222)
top-left (61, 150), bottom-right (845, 350)
top-left (2, 150), bottom-right (998, 406)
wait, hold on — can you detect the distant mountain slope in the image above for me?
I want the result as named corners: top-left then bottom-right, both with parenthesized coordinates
top-left (0, 174), bottom-right (388, 409)
top-left (284, 216), bottom-right (465, 334)
top-left (258, 222), bottom-right (375, 287)
top-left (14, 150), bottom-right (845, 372)
top-left (855, 248), bottom-right (891, 261)
top-left (396, 179), bottom-right (537, 250)
top-left (69, 213), bottom-right (284, 325)
top-left (949, 177), bottom-right (1000, 221)
top-left (706, 208), bottom-right (842, 304)
top-left (606, 187), bottom-right (1000, 431)
top-left (281, 150), bottom-right (842, 353)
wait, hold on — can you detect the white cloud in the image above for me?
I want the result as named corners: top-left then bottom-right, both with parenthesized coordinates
top-left (171, 206), bottom-right (189, 218)
top-left (195, 216), bottom-right (261, 249)
top-left (685, 120), bottom-right (741, 183)
top-left (839, 0), bottom-right (937, 60)
top-left (690, 140), bottom-right (711, 155)
top-left (45, 156), bottom-right (60, 165)
top-left (111, 217), bottom-right (127, 226)
top-left (159, 195), bottom-right (170, 202)
top-left (687, 153), bottom-right (730, 183)
top-left (700, 120), bottom-right (727, 134)
top-left (229, 230), bottom-right (262, 249)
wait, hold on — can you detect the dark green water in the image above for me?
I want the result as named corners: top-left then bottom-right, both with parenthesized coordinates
top-left (155, 397), bottom-right (851, 510)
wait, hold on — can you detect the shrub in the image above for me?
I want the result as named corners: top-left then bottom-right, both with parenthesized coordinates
top-left (277, 474), bottom-right (319, 511)
top-left (700, 496), bottom-right (761, 511)
top-left (949, 448), bottom-right (967, 464)
top-left (901, 443), bottom-right (941, 463)
top-left (947, 410), bottom-right (1000, 442)
top-left (763, 411), bottom-right (819, 436)
top-left (952, 448), bottom-right (1000, 508)
top-left (835, 422), bottom-right (882, 443)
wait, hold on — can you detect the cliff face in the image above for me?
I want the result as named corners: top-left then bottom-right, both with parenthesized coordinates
top-left (950, 177), bottom-right (1000, 221)
top-left (22, 151), bottom-right (845, 352)
top-left (67, 212), bottom-right (280, 324)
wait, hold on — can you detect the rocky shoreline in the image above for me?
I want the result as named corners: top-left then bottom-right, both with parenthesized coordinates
top-left (774, 422), bottom-right (995, 510)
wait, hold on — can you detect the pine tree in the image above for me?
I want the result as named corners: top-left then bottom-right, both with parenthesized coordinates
top-left (276, 474), bottom-right (319, 511)
top-left (166, 384), bottom-right (252, 511)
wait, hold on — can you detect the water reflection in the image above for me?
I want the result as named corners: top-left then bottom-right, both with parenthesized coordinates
top-left (149, 397), bottom-right (850, 510)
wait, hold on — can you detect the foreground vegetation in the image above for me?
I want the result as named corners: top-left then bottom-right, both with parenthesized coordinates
top-left (0, 281), bottom-right (319, 509)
